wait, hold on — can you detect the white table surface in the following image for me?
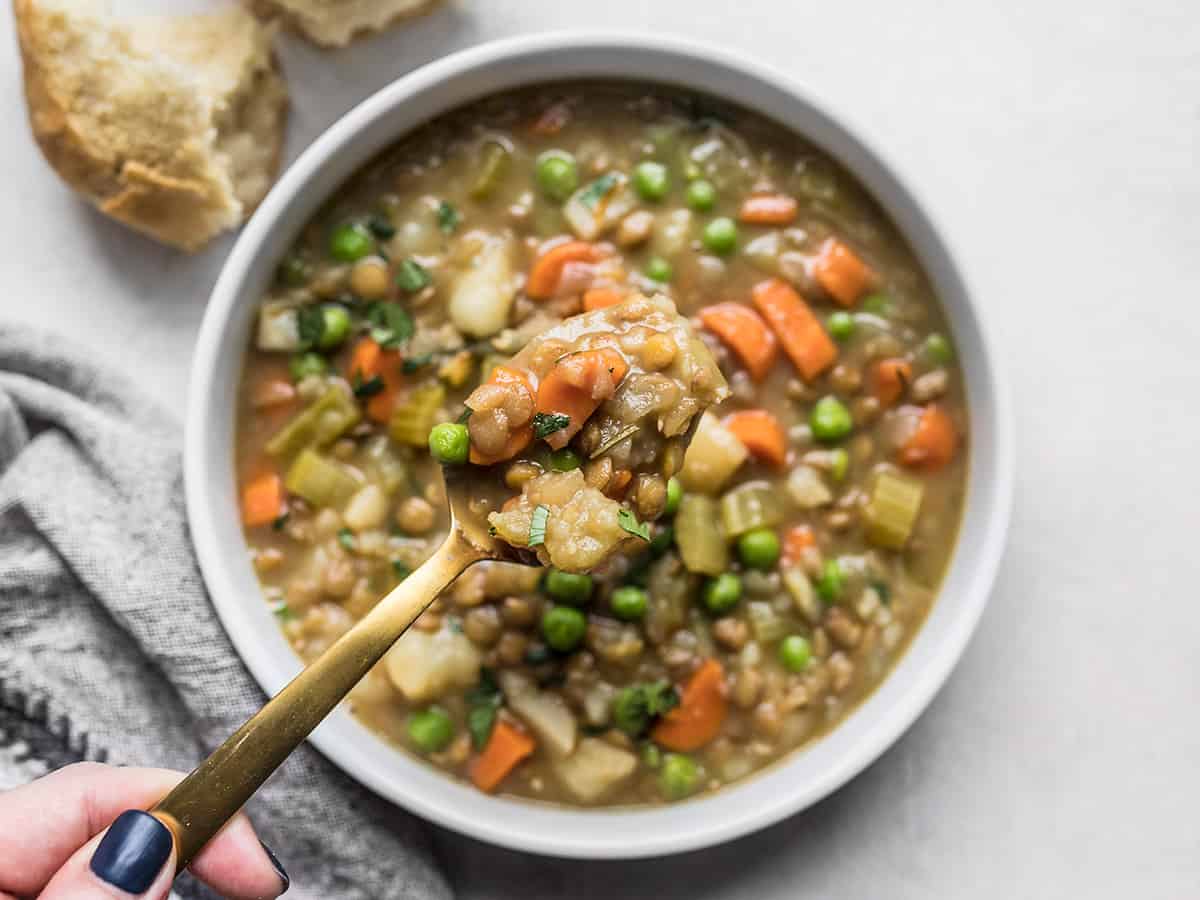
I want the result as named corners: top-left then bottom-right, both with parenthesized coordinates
top-left (4, 1), bottom-right (1199, 897)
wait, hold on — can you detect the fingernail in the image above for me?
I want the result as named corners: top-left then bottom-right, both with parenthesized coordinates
top-left (259, 839), bottom-right (290, 894)
top-left (89, 810), bottom-right (173, 894)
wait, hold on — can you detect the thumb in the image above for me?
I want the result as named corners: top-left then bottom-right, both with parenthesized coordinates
top-left (39, 810), bottom-right (176, 899)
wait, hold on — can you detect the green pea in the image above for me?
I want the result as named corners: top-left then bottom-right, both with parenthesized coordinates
top-left (664, 476), bottom-right (683, 516)
top-left (428, 423), bottom-right (469, 465)
top-left (810, 396), bottom-right (853, 442)
top-left (289, 351), bottom-right (327, 381)
top-left (407, 706), bottom-right (454, 753)
top-left (316, 304), bottom-right (351, 350)
top-left (778, 635), bottom-right (812, 672)
top-left (548, 448), bottom-right (582, 471)
top-left (535, 150), bottom-right (579, 202)
top-left (633, 161), bottom-right (670, 202)
top-left (329, 222), bottom-right (374, 262)
top-left (737, 528), bottom-right (781, 571)
top-left (827, 311), bottom-right (855, 342)
top-left (659, 753), bottom-right (700, 800)
top-left (702, 216), bottom-right (738, 255)
top-left (649, 524), bottom-right (674, 558)
top-left (544, 569), bottom-right (593, 605)
top-left (862, 293), bottom-right (892, 317)
top-left (541, 605), bottom-right (587, 652)
top-left (685, 179), bottom-right (716, 212)
top-left (923, 332), bottom-right (955, 364)
top-left (815, 559), bottom-right (844, 603)
top-left (829, 447), bottom-right (850, 482)
top-left (611, 585), bottom-right (649, 621)
top-left (645, 256), bottom-right (673, 283)
top-left (702, 573), bottom-right (742, 614)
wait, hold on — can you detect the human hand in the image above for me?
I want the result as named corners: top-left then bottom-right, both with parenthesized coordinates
top-left (0, 763), bottom-right (288, 899)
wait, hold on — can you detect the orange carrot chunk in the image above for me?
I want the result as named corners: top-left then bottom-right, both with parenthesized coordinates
top-left (871, 358), bottom-right (913, 408)
top-left (651, 659), bottom-right (727, 752)
top-left (582, 287), bottom-right (626, 312)
top-left (723, 410), bottom-right (788, 469)
top-left (468, 366), bottom-right (538, 465)
top-left (348, 336), bottom-right (382, 381)
top-left (241, 472), bottom-right (284, 528)
top-left (750, 278), bottom-right (837, 382)
top-left (347, 337), bottom-right (404, 423)
top-left (526, 241), bottom-right (601, 299)
top-left (471, 720), bottom-right (536, 793)
top-left (899, 404), bottom-right (958, 470)
top-left (738, 193), bottom-right (799, 226)
top-left (781, 525), bottom-right (817, 566)
top-left (697, 302), bottom-right (779, 382)
top-left (534, 347), bottom-right (629, 450)
top-left (813, 238), bottom-right (874, 307)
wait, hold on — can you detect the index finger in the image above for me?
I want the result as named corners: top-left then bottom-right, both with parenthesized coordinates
top-left (0, 763), bottom-right (285, 899)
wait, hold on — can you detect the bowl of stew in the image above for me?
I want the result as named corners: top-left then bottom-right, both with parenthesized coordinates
top-left (187, 32), bottom-right (1013, 857)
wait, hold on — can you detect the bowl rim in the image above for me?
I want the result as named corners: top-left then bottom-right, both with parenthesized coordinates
top-left (186, 30), bottom-right (1014, 858)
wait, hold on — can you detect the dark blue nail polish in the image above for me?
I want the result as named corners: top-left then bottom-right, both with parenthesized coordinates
top-left (89, 810), bottom-right (173, 894)
top-left (259, 839), bottom-right (290, 893)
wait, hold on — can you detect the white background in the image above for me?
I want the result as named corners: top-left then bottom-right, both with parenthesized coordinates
top-left (3, 1), bottom-right (1199, 897)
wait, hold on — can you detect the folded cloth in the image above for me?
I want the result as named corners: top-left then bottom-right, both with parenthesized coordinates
top-left (0, 324), bottom-right (451, 900)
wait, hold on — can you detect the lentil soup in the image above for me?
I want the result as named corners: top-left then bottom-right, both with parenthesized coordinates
top-left (235, 83), bottom-right (968, 807)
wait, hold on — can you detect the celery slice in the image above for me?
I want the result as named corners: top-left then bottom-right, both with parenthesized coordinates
top-left (284, 449), bottom-right (363, 507)
top-left (719, 481), bottom-right (784, 537)
top-left (266, 386), bottom-right (360, 458)
top-left (469, 140), bottom-right (511, 200)
top-left (674, 494), bottom-right (729, 575)
top-left (864, 471), bottom-right (924, 549)
top-left (389, 383), bottom-right (447, 447)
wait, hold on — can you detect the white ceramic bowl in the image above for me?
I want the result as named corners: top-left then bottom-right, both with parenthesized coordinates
top-left (187, 32), bottom-right (1013, 858)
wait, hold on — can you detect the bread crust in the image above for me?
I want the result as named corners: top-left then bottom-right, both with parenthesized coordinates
top-left (13, 0), bottom-right (289, 251)
top-left (248, 0), bottom-right (440, 48)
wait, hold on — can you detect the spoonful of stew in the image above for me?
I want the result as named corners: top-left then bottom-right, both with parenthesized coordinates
top-left (151, 293), bottom-right (727, 868)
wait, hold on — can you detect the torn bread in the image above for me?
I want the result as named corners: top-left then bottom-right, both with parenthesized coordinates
top-left (249, 0), bottom-right (440, 48)
top-left (14, 0), bottom-right (288, 251)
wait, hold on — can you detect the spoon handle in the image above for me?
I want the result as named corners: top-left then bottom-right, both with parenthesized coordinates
top-left (152, 531), bottom-right (485, 870)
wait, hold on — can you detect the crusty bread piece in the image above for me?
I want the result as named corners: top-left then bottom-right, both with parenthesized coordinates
top-left (14, 0), bottom-right (288, 251)
top-left (248, 0), bottom-right (440, 48)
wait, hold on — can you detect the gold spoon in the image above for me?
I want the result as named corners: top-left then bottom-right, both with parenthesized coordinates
top-left (151, 465), bottom-right (533, 870)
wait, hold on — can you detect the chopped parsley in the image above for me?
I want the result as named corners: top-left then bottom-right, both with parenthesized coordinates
top-left (870, 580), bottom-right (891, 605)
top-left (271, 601), bottom-right (295, 622)
top-left (271, 512), bottom-right (289, 531)
top-left (612, 681), bottom-right (679, 736)
top-left (392, 560), bottom-right (412, 581)
top-left (528, 504), bottom-right (550, 547)
top-left (395, 258), bottom-right (431, 293)
top-left (365, 301), bottom-right (414, 348)
top-left (337, 528), bottom-right (355, 551)
top-left (465, 668), bottom-right (502, 749)
top-left (437, 201), bottom-right (460, 234)
top-left (367, 215), bottom-right (396, 239)
top-left (617, 508), bottom-right (651, 542)
top-left (297, 305), bottom-right (325, 349)
top-left (578, 172), bottom-right (619, 210)
top-left (532, 412), bottom-right (570, 440)
top-left (352, 373), bottom-right (385, 398)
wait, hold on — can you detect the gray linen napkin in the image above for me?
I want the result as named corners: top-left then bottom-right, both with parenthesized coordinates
top-left (0, 323), bottom-right (452, 900)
